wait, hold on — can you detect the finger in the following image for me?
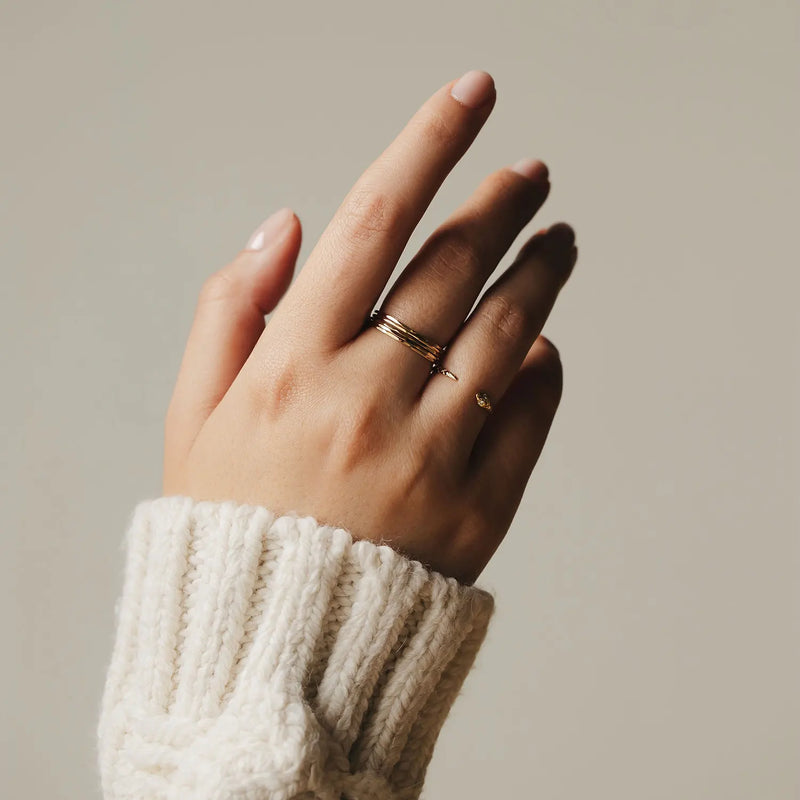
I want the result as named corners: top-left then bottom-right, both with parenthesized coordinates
top-left (464, 335), bottom-right (563, 528)
top-left (357, 158), bottom-right (550, 393)
top-left (165, 208), bottom-right (301, 461)
top-left (275, 69), bottom-right (497, 351)
top-left (418, 223), bottom-right (577, 457)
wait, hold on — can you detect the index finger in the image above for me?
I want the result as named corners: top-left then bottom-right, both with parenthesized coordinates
top-left (282, 70), bottom-right (497, 349)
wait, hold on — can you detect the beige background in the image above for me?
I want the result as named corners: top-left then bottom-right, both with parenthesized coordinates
top-left (2, 1), bottom-right (798, 798)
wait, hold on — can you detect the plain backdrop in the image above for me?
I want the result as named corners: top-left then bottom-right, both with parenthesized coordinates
top-left (1, 1), bottom-right (798, 798)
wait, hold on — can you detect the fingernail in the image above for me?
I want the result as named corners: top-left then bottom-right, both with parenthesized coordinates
top-left (511, 158), bottom-right (549, 182)
top-left (547, 222), bottom-right (576, 248)
top-left (450, 70), bottom-right (495, 108)
top-left (245, 207), bottom-right (293, 251)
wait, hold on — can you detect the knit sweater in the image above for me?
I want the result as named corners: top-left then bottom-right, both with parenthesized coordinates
top-left (97, 495), bottom-right (496, 799)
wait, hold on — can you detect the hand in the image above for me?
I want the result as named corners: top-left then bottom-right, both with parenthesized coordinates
top-left (163, 70), bottom-right (577, 584)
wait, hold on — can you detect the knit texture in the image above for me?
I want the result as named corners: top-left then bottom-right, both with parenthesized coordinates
top-left (97, 496), bottom-right (495, 799)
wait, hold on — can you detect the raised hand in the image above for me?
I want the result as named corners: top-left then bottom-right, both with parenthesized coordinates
top-left (163, 70), bottom-right (577, 584)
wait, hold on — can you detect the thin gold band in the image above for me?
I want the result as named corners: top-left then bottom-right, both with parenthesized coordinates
top-left (369, 311), bottom-right (443, 364)
top-left (366, 309), bottom-right (492, 412)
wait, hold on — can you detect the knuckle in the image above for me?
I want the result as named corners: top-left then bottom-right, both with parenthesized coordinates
top-left (424, 227), bottom-right (484, 284)
top-left (479, 292), bottom-right (528, 346)
top-left (342, 185), bottom-right (403, 243)
top-left (198, 269), bottom-right (238, 306)
top-left (415, 108), bottom-right (460, 149)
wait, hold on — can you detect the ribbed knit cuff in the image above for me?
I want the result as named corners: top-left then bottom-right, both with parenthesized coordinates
top-left (97, 496), bottom-right (495, 800)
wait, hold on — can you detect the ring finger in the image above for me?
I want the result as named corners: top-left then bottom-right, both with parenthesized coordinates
top-left (352, 158), bottom-right (550, 393)
top-left (417, 222), bottom-right (578, 458)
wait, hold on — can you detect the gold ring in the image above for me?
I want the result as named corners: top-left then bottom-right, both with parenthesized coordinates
top-left (366, 311), bottom-right (491, 409)
top-left (475, 391), bottom-right (493, 412)
top-left (367, 309), bottom-right (459, 381)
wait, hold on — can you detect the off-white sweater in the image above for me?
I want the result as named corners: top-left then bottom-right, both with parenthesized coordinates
top-left (97, 495), bottom-right (496, 799)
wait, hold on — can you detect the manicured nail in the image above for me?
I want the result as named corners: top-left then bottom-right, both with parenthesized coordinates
top-left (511, 158), bottom-right (549, 182)
top-left (245, 207), bottom-right (293, 251)
top-left (450, 70), bottom-right (495, 108)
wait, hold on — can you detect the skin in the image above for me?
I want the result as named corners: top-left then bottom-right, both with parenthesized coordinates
top-left (162, 71), bottom-right (578, 585)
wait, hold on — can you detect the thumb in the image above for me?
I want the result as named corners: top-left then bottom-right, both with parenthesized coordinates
top-left (166, 207), bottom-right (302, 463)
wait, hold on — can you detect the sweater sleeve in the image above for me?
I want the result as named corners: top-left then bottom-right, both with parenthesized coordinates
top-left (97, 496), bottom-right (495, 800)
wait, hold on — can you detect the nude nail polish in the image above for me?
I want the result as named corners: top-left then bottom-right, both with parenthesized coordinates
top-left (245, 207), bottom-right (293, 251)
top-left (450, 70), bottom-right (495, 108)
top-left (511, 158), bottom-right (549, 182)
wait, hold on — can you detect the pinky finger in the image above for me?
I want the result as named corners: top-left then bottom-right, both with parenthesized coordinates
top-left (464, 335), bottom-right (564, 527)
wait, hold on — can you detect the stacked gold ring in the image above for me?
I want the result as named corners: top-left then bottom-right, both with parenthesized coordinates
top-left (368, 310), bottom-right (445, 366)
top-left (366, 309), bottom-right (492, 412)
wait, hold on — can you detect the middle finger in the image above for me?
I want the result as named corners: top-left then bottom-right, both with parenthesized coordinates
top-left (270, 70), bottom-right (497, 352)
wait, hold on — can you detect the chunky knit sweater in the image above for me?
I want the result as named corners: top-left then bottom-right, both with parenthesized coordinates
top-left (97, 496), bottom-right (496, 799)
